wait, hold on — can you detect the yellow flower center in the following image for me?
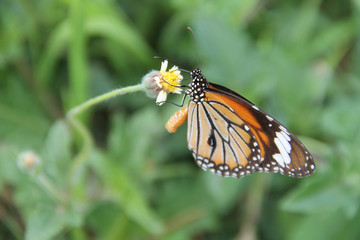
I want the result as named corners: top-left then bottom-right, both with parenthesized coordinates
top-left (160, 73), bottom-right (181, 92)
top-left (159, 66), bottom-right (183, 93)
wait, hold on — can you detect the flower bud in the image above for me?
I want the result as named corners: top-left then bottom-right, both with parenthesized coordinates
top-left (141, 70), bottom-right (162, 98)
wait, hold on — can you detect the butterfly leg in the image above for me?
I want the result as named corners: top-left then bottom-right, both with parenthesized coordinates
top-left (157, 94), bottom-right (188, 107)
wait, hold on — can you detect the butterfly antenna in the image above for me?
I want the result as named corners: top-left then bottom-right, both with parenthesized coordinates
top-left (179, 68), bottom-right (192, 74)
top-left (187, 27), bottom-right (200, 69)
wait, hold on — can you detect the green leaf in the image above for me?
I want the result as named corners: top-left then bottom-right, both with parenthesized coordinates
top-left (202, 172), bottom-right (246, 214)
top-left (281, 174), bottom-right (360, 218)
top-left (0, 79), bottom-right (50, 147)
top-left (36, 21), bottom-right (70, 89)
top-left (85, 16), bottom-right (153, 65)
top-left (108, 109), bottom-right (165, 175)
top-left (287, 211), bottom-right (346, 240)
top-left (42, 120), bottom-right (72, 186)
top-left (89, 150), bottom-right (164, 235)
top-left (25, 204), bottom-right (67, 240)
top-left (0, 144), bottom-right (21, 185)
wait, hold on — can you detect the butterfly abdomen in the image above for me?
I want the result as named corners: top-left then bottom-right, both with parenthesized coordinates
top-left (165, 105), bottom-right (188, 133)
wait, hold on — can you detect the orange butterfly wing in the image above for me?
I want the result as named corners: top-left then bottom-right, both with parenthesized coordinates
top-left (204, 83), bottom-right (315, 177)
top-left (165, 74), bottom-right (315, 178)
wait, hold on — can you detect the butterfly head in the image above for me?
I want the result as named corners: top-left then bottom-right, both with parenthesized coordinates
top-left (186, 68), bottom-right (209, 103)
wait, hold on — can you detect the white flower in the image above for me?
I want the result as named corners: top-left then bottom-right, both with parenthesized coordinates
top-left (17, 150), bottom-right (41, 175)
top-left (142, 60), bottom-right (183, 105)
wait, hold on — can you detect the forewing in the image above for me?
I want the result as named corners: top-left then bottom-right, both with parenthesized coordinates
top-left (207, 83), bottom-right (315, 178)
top-left (255, 122), bottom-right (315, 177)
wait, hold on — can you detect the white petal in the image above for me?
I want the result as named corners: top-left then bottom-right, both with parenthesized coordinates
top-left (154, 76), bottom-right (162, 88)
top-left (160, 60), bottom-right (168, 73)
top-left (156, 90), bottom-right (167, 105)
top-left (170, 66), bottom-right (179, 72)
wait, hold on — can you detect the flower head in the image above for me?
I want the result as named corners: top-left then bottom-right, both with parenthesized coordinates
top-left (17, 150), bottom-right (41, 175)
top-left (142, 60), bottom-right (183, 105)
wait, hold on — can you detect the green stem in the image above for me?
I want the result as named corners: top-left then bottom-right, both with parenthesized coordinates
top-left (69, 0), bottom-right (87, 110)
top-left (236, 174), bottom-right (269, 240)
top-left (36, 173), bottom-right (64, 203)
top-left (67, 116), bottom-right (93, 187)
top-left (67, 84), bottom-right (143, 117)
top-left (66, 84), bottom-right (144, 186)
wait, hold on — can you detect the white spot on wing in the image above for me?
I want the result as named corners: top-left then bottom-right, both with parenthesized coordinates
top-left (276, 132), bottom-right (291, 153)
top-left (252, 105), bottom-right (260, 110)
top-left (274, 138), bottom-right (291, 164)
top-left (279, 125), bottom-right (289, 135)
top-left (273, 154), bottom-right (285, 167)
top-left (266, 115), bottom-right (273, 121)
top-left (280, 130), bottom-right (291, 141)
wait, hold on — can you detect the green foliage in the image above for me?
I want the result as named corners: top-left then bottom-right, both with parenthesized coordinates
top-left (1, 0), bottom-right (360, 239)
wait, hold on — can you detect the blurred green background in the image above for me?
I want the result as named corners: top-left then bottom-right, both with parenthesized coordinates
top-left (1, 0), bottom-right (360, 239)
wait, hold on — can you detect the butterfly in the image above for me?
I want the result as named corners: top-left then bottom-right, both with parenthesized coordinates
top-left (165, 68), bottom-right (315, 178)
